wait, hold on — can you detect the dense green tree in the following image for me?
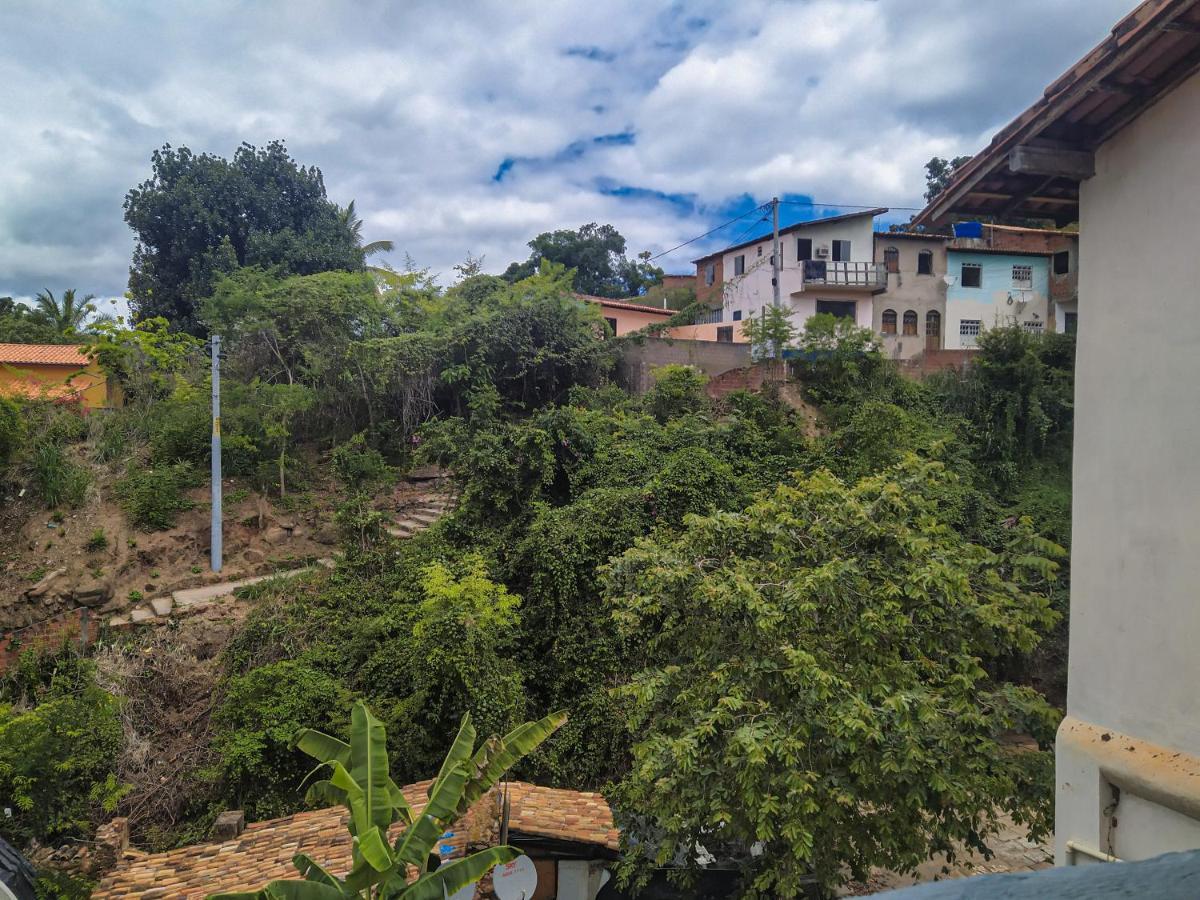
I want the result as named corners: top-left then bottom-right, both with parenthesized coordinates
top-left (124, 141), bottom-right (362, 332)
top-left (607, 458), bottom-right (1063, 898)
top-left (923, 155), bottom-right (972, 203)
top-left (502, 223), bottom-right (664, 298)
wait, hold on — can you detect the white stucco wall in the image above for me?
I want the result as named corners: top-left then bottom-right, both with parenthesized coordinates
top-left (1056, 68), bottom-right (1200, 865)
top-left (719, 214), bottom-right (879, 333)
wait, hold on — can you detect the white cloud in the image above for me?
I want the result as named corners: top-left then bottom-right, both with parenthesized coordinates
top-left (0, 0), bottom-right (1132, 296)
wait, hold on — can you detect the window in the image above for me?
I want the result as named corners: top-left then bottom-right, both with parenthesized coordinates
top-left (1012, 265), bottom-right (1033, 289)
top-left (816, 299), bottom-right (856, 319)
top-left (734, 254), bottom-right (746, 276)
top-left (604, 317), bottom-right (618, 335)
top-left (903, 310), bottom-right (918, 336)
top-left (1064, 312), bottom-right (1078, 334)
top-left (881, 309), bottom-right (897, 335)
top-left (917, 250), bottom-right (934, 275)
top-left (961, 263), bottom-right (982, 288)
top-left (832, 240), bottom-right (851, 262)
top-left (1022, 320), bottom-right (1044, 334)
top-left (797, 238), bottom-right (813, 261)
top-left (1053, 250), bottom-right (1070, 275)
top-left (883, 246), bottom-right (899, 273)
top-left (704, 263), bottom-right (715, 286)
top-left (959, 319), bottom-right (982, 347)
top-left (732, 310), bottom-right (743, 321)
top-left (716, 326), bottom-right (734, 343)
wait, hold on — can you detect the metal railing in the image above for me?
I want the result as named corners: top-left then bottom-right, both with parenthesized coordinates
top-left (689, 307), bottom-right (725, 325)
top-left (802, 260), bottom-right (888, 290)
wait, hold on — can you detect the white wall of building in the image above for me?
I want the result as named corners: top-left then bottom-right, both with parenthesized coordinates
top-left (717, 213), bottom-right (879, 333)
top-left (1057, 68), bottom-right (1200, 865)
top-left (943, 252), bottom-right (1051, 349)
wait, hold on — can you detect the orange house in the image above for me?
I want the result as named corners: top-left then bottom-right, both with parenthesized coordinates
top-left (0, 343), bottom-right (117, 410)
top-left (577, 294), bottom-right (675, 335)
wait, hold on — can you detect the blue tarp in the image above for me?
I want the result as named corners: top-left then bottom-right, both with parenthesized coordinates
top-left (953, 221), bottom-right (984, 239)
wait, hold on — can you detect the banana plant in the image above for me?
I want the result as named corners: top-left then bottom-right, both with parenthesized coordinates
top-left (210, 702), bottom-right (566, 900)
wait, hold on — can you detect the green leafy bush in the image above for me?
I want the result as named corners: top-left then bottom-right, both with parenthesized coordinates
top-left (33, 870), bottom-right (95, 900)
top-left (85, 528), bottom-right (108, 552)
top-left (116, 462), bottom-right (195, 530)
top-left (0, 396), bottom-right (23, 467)
top-left (32, 444), bottom-right (91, 509)
top-left (0, 657), bottom-right (125, 843)
top-left (330, 431), bottom-right (392, 489)
top-left (643, 364), bottom-right (708, 423)
top-left (211, 660), bottom-right (352, 820)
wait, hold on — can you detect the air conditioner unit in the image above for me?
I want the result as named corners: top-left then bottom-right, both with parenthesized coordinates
top-left (815, 246), bottom-right (830, 258)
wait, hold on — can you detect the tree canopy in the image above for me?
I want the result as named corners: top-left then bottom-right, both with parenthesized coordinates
top-left (923, 155), bottom-right (972, 203)
top-left (124, 141), bottom-right (363, 333)
top-left (502, 223), bottom-right (664, 298)
top-left (608, 458), bottom-right (1062, 897)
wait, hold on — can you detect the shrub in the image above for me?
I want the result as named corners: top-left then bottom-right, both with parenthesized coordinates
top-left (32, 444), bottom-right (90, 508)
top-left (330, 431), bottom-right (392, 489)
top-left (116, 462), bottom-right (195, 530)
top-left (0, 396), bottom-right (23, 467)
top-left (0, 659), bottom-right (126, 843)
top-left (211, 660), bottom-right (352, 820)
top-left (32, 870), bottom-right (95, 900)
top-left (643, 364), bottom-right (709, 423)
top-left (85, 528), bottom-right (108, 552)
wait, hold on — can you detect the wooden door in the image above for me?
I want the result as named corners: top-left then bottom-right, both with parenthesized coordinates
top-left (925, 310), bottom-right (941, 352)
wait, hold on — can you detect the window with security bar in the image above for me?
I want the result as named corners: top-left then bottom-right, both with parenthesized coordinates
top-left (960, 319), bottom-right (982, 347)
top-left (1012, 265), bottom-right (1033, 289)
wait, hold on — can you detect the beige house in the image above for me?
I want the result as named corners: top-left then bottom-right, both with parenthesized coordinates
top-left (916, 0), bottom-right (1200, 867)
top-left (871, 233), bottom-right (948, 359)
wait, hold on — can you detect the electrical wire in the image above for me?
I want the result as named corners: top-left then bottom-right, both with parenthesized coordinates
top-left (778, 198), bottom-right (925, 211)
top-left (645, 202), bottom-right (770, 262)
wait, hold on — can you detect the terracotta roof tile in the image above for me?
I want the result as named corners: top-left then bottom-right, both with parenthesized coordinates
top-left (0, 343), bottom-right (91, 366)
top-left (575, 294), bottom-right (674, 316)
top-left (93, 781), bottom-right (617, 899)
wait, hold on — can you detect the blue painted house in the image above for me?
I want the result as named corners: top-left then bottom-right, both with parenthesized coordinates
top-left (944, 247), bottom-right (1051, 349)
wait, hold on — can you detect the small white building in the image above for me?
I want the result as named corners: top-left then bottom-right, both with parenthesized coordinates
top-left (692, 208), bottom-right (888, 340)
top-left (916, 0), bottom-right (1200, 868)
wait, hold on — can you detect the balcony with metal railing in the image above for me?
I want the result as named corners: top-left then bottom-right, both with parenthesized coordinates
top-left (801, 260), bottom-right (888, 293)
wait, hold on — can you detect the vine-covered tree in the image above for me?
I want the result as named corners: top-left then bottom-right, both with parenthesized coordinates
top-left (124, 141), bottom-right (362, 333)
top-left (607, 458), bottom-right (1062, 897)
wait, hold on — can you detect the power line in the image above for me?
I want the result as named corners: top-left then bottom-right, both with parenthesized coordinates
top-left (646, 203), bottom-right (770, 262)
top-left (778, 198), bottom-right (925, 212)
top-left (725, 211), bottom-right (772, 249)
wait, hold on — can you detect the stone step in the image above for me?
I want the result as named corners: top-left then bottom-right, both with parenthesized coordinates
top-left (150, 596), bottom-right (174, 617)
top-left (170, 565), bottom-right (321, 610)
top-left (130, 607), bottom-right (156, 623)
top-left (406, 509), bottom-right (441, 526)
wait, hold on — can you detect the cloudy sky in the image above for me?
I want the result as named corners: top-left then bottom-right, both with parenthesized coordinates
top-left (0, 0), bottom-right (1132, 305)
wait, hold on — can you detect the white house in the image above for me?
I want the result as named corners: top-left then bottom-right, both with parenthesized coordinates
top-left (691, 208), bottom-right (888, 340)
top-left (916, 0), bottom-right (1200, 867)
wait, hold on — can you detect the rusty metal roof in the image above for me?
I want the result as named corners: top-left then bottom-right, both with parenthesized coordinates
top-left (914, 0), bottom-right (1200, 226)
top-left (576, 294), bottom-right (674, 315)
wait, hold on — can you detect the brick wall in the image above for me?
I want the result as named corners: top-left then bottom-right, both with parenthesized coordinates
top-left (617, 338), bottom-right (752, 394)
top-left (694, 255), bottom-right (724, 306)
top-left (705, 361), bottom-right (788, 399)
top-left (981, 226), bottom-right (1078, 304)
top-left (0, 607), bottom-right (98, 672)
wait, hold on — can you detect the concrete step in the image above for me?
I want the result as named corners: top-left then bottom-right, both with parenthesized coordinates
top-left (170, 565), bottom-right (321, 610)
top-left (150, 596), bottom-right (174, 617)
top-left (130, 607), bottom-right (156, 623)
top-left (407, 509), bottom-right (441, 526)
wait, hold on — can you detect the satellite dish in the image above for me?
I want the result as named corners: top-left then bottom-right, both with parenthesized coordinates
top-left (943, 275), bottom-right (956, 286)
top-left (492, 854), bottom-right (538, 900)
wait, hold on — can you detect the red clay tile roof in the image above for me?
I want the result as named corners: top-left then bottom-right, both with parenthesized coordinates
top-left (0, 343), bottom-right (91, 366)
top-left (93, 781), bottom-right (618, 899)
top-left (575, 294), bottom-right (674, 316)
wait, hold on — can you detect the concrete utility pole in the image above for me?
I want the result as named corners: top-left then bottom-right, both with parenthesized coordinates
top-left (771, 196), bottom-right (781, 309)
top-left (771, 197), bottom-right (782, 359)
top-left (210, 334), bottom-right (222, 574)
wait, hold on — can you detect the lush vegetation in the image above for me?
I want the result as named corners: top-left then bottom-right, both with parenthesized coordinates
top-left (0, 138), bottom-right (1078, 897)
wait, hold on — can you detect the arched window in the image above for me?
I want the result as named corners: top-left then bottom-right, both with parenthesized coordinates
top-left (917, 250), bottom-right (934, 275)
top-left (884, 246), bottom-right (900, 274)
top-left (881, 309), bottom-right (897, 335)
top-left (903, 310), bottom-right (918, 336)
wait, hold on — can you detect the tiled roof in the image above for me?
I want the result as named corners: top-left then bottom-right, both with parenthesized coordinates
top-left (692, 207), bottom-right (890, 263)
top-left (575, 294), bottom-right (674, 316)
top-left (0, 343), bottom-right (91, 366)
top-left (913, 0), bottom-right (1200, 225)
top-left (93, 781), bottom-right (618, 899)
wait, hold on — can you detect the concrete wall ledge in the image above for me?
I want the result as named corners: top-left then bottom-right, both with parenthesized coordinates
top-left (1058, 715), bottom-right (1200, 823)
